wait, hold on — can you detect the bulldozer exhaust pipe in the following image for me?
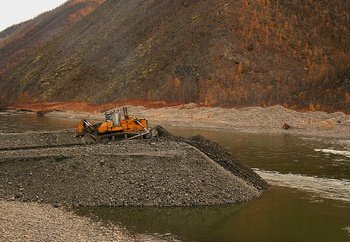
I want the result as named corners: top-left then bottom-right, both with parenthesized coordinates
top-left (123, 107), bottom-right (128, 119)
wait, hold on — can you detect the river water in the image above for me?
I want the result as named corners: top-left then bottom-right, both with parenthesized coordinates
top-left (1, 112), bottom-right (349, 241)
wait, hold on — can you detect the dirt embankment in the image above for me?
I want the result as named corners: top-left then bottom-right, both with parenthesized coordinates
top-left (0, 127), bottom-right (267, 207)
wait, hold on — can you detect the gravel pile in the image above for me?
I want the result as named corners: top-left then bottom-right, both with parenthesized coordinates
top-left (0, 129), bottom-right (80, 150)
top-left (0, 128), bottom-right (266, 207)
top-left (156, 126), bottom-right (269, 191)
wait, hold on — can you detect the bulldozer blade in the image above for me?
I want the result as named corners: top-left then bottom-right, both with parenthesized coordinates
top-left (128, 130), bottom-right (150, 140)
top-left (81, 133), bottom-right (97, 144)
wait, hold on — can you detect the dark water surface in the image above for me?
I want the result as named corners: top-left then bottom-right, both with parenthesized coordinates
top-left (0, 111), bottom-right (76, 131)
top-left (1, 112), bottom-right (349, 241)
top-left (77, 187), bottom-right (349, 242)
top-left (168, 127), bottom-right (350, 181)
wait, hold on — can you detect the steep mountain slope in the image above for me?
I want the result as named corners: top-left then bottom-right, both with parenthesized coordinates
top-left (1, 0), bottom-right (349, 112)
top-left (0, 0), bottom-right (105, 79)
top-left (0, 21), bottom-right (29, 39)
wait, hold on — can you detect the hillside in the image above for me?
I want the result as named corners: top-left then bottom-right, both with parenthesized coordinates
top-left (0, 0), bottom-right (105, 81)
top-left (0, 0), bottom-right (349, 112)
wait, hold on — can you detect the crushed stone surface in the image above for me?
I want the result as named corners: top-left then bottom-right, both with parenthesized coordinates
top-left (0, 129), bottom-right (265, 207)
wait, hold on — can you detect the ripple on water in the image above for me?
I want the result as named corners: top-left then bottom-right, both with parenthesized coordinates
top-left (315, 149), bottom-right (350, 159)
top-left (254, 169), bottom-right (350, 202)
top-left (342, 227), bottom-right (350, 237)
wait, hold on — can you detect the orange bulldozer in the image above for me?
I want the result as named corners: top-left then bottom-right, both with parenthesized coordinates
top-left (76, 107), bottom-right (155, 144)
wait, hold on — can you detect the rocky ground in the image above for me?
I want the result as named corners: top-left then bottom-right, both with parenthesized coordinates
top-left (0, 128), bottom-right (266, 207)
top-left (39, 104), bottom-right (350, 139)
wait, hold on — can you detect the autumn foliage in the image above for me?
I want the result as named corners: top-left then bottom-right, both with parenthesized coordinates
top-left (0, 0), bottom-right (105, 80)
top-left (0, 0), bottom-right (349, 113)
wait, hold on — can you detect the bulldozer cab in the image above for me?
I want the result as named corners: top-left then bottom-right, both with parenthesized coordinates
top-left (105, 110), bottom-right (121, 127)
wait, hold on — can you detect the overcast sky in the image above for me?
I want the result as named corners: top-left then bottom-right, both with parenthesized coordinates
top-left (0, 0), bottom-right (68, 32)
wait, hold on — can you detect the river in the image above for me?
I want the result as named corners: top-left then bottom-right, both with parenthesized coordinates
top-left (1, 111), bottom-right (349, 241)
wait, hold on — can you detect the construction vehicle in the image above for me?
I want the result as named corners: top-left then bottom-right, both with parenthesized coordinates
top-left (76, 107), bottom-right (153, 144)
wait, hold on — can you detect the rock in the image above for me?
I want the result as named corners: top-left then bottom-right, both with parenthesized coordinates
top-left (53, 203), bottom-right (61, 208)
top-left (282, 123), bottom-right (291, 129)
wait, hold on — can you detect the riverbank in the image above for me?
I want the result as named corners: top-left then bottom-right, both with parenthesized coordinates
top-left (9, 104), bottom-right (349, 139)
top-left (0, 200), bottom-right (178, 241)
top-left (1, 108), bottom-right (349, 241)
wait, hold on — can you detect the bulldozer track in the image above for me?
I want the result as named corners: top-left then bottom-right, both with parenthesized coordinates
top-left (0, 143), bottom-right (84, 152)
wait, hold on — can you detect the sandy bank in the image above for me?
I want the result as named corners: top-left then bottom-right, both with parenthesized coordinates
top-left (32, 104), bottom-right (350, 139)
top-left (0, 200), bottom-right (174, 242)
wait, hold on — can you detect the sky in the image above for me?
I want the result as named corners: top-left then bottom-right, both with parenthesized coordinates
top-left (0, 0), bottom-right (68, 32)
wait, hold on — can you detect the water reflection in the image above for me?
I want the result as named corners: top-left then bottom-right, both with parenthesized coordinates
top-left (76, 187), bottom-right (350, 242)
top-left (167, 127), bottom-right (350, 180)
top-left (0, 111), bottom-right (77, 132)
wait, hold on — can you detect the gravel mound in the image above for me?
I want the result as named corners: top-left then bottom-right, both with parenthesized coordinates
top-left (155, 126), bottom-right (269, 191)
top-left (0, 129), bottom-right (80, 150)
top-left (0, 129), bottom-right (267, 207)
